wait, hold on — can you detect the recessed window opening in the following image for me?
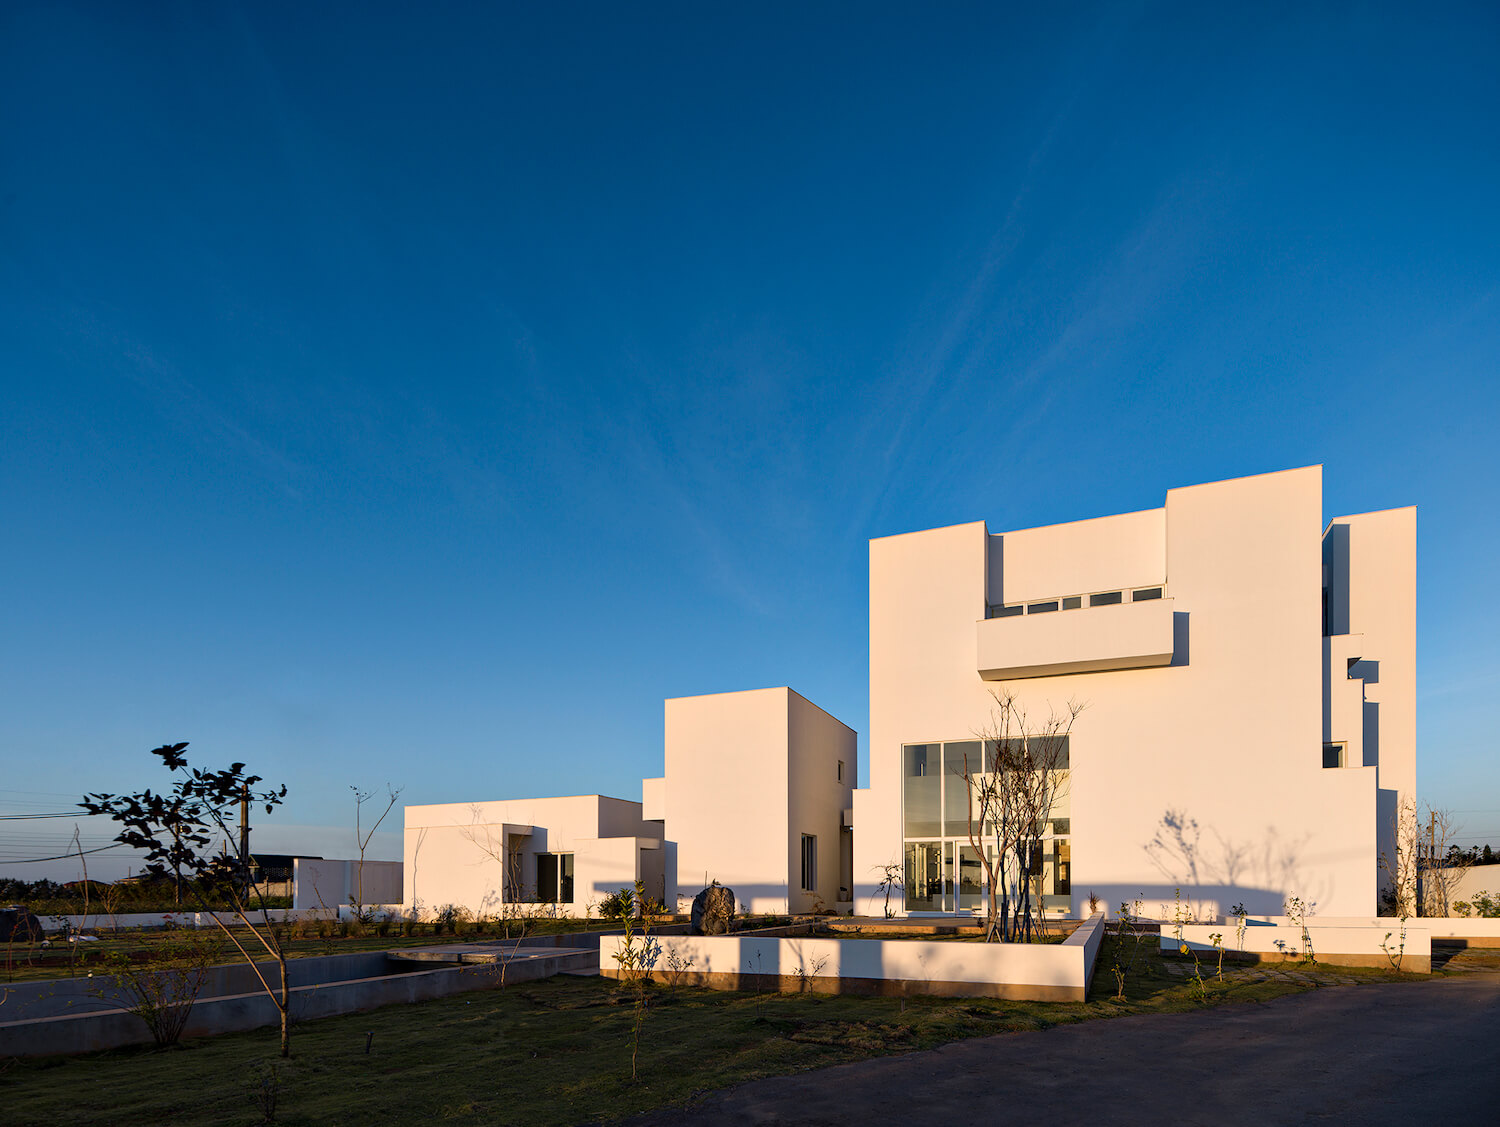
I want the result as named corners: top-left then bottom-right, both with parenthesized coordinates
top-left (536, 852), bottom-right (575, 903)
top-left (1323, 743), bottom-right (1346, 769)
top-left (837, 759), bottom-right (844, 782)
top-left (800, 834), bottom-right (817, 892)
top-left (990, 588), bottom-right (1164, 616)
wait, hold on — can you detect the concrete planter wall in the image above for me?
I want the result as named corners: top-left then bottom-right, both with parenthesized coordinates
top-left (1247, 914), bottom-right (1500, 948)
top-left (0, 947), bottom-right (592, 1058)
top-left (1164, 921), bottom-right (1432, 972)
top-left (599, 912), bottom-right (1106, 1002)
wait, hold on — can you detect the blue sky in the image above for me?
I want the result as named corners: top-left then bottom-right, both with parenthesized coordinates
top-left (3, 2), bottom-right (1497, 878)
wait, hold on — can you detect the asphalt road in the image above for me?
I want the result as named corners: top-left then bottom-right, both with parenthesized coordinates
top-left (625, 975), bottom-right (1500, 1126)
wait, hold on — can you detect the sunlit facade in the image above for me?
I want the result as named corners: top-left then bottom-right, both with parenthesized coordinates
top-left (853, 466), bottom-right (1415, 920)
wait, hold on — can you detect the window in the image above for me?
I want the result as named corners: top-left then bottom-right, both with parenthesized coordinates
top-left (837, 759), bottom-right (844, 782)
top-left (903, 744), bottom-right (941, 836)
top-left (800, 834), bottom-right (817, 892)
top-left (1027, 600), bottom-right (1059, 614)
top-left (1089, 591), bottom-right (1123, 606)
top-left (536, 852), bottom-right (575, 903)
top-left (1131, 587), bottom-right (1163, 601)
top-left (1323, 743), bottom-right (1346, 769)
top-left (1062, 596), bottom-right (1082, 610)
top-left (988, 604), bottom-right (1023, 618)
top-left (904, 841), bottom-right (940, 910)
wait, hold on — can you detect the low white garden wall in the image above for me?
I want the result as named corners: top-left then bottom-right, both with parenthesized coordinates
top-left (1164, 921), bottom-right (1431, 972)
top-left (1246, 915), bottom-right (1500, 947)
top-left (599, 913), bottom-right (1106, 1002)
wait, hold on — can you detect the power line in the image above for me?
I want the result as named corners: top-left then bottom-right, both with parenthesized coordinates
top-left (1, 843), bottom-right (126, 864)
top-left (0, 811), bottom-right (97, 820)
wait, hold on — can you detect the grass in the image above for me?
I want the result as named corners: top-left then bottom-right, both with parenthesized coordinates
top-left (0, 935), bottom-right (1435, 1126)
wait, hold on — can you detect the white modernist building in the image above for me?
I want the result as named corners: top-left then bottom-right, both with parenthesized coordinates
top-left (407, 466), bottom-right (1414, 923)
top-left (405, 687), bottom-right (855, 917)
top-left (852, 465), bottom-right (1415, 920)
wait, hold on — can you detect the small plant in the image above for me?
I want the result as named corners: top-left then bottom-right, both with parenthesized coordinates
top-left (1109, 898), bottom-right (1149, 1000)
top-left (792, 952), bottom-right (830, 993)
top-left (662, 945), bottom-right (697, 989)
top-left (1381, 917), bottom-right (1408, 972)
top-left (1086, 891), bottom-right (1102, 917)
top-left (1187, 945), bottom-right (1210, 1004)
top-left (610, 879), bottom-right (658, 1081)
top-left (1284, 896), bottom-right (1316, 963)
top-left (250, 1060), bottom-right (285, 1124)
top-left (92, 929), bottom-right (224, 1047)
top-left (875, 862), bottom-right (903, 919)
top-left (1453, 890), bottom-right (1499, 918)
top-left (1231, 902), bottom-right (1248, 953)
top-left (1209, 932), bottom-right (1225, 980)
top-left (600, 887), bottom-right (636, 923)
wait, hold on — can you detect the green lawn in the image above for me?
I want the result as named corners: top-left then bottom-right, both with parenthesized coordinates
top-left (0, 936), bottom-right (1430, 1126)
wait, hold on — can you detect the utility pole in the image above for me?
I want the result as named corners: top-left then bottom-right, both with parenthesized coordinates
top-left (240, 782), bottom-right (251, 898)
top-left (1426, 811), bottom-right (1436, 916)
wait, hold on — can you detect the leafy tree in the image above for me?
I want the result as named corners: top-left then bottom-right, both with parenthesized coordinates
top-left (81, 743), bottom-right (298, 1055)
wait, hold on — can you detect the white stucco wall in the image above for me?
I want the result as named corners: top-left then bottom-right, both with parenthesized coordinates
top-left (786, 690), bottom-right (857, 912)
top-left (992, 507), bottom-right (1166, 605)
top-left (1325, 506), bottom-right (1417, 899)
top-left (664, 687), bottom-right (853, 914)
top-left (292, 858), bottom-right (403, 909)
top-left (403, 794), bottom-right (663, 917)
top-left (665, 688), bottom-right (792, 913)
top-left (854, 466), bottom-right (1392, 921)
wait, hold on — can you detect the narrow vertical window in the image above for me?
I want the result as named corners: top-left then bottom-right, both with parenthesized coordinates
top-left (801, 834), bottom-right (817, 892)
top-left (837, 759), bottom-right (844, 782)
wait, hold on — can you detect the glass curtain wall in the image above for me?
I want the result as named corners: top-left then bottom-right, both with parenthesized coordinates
top-left (901, 739), bottom-right (1071, 914)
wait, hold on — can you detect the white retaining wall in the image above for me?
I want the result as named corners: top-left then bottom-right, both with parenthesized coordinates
top-left (1165, 921), bottom-right (1431, 971)
top-left (601, 913), bottom-right (1106, 1001)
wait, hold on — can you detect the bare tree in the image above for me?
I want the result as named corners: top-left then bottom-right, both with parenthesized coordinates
top-left (1380, 794), bottom-right (1419, 917)
top-left (350, 783), bottom-right (404, 920)
top-left (873, 860), bottom-right (903, 919)
top-left (1421, 805), bottom-right (1472, 917)
top-left (965, 689), bottom-right (1082, 943)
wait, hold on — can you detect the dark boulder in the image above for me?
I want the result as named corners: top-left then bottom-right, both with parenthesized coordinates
top-left (690, 883), bottom-right (736, 935)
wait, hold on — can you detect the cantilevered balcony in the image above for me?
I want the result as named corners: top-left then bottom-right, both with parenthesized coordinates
top-left (976, 597), bottom-right (1176, 680)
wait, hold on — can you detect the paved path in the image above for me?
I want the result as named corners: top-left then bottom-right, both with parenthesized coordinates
top-left (627, 975), bottom-right (1500, 1126)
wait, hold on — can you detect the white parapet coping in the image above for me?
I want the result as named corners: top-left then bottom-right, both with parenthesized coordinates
top-left (599, 913), bottom-right (1107, 1002)
top-left (1163, 921), bottom-right (1431, 972)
